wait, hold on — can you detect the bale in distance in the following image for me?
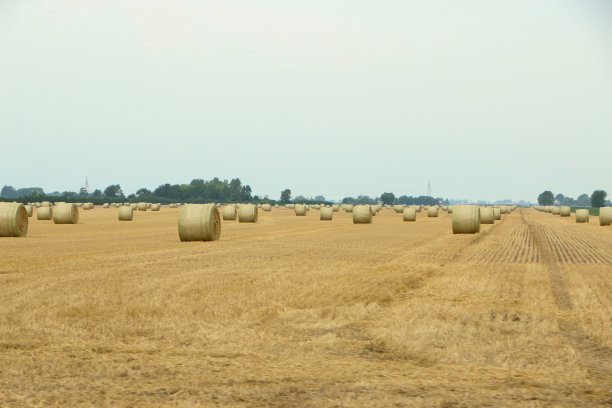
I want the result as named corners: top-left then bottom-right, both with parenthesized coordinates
top-left (393, 205), bottom-right (404, 213)
top-left (83, 203), bottom-right (93, 210)
top-left (238, 204), bottom-right (258, 223)
top-left (353, 205), bottom-right (372, 224)
top-left (37, 206), bottom-right (53, 220)
top-left (332, 204), bottom-right (339, 212)
top-left (41, 201), bottom-right (51, 207)
top-left (151, 203), bottom-right (161, 211)
top-left (403, 207), bottom-right (416, 221)
top-left (102, 203), bottom-right (110, 208)
top-left (452, 205), bottom-right (480, 234)
top-left (262, 203), bottom-right (272, 212)
top-left (146, 202), bottom-right (152, 209)
top-left (118, 205), bottom-right (134, 221)
top-left (24, 205), bottom-right (33, 217)
top-left (295, 204), bottom-right (307, 216)
top-left (137, 202), bottom-right (148, 211)
top-left (560, 206), bottom-right (571, 217)
top-left (493, 208), bottom-right (501, 220)
top-left (479, 207), bottom-right (494, 224)
top-left (320, 207), bottom-right (333, 220)
top-left (344, 204), bottom-right (354, 213)
top-left (599, 207), bottom-right (612, 226)
top-left (427, 206), bottom-right (439, 217)
top-left (551, 207), bottom-right (560, 215)
top-left (53, 203), bottom-right (79, 224)
top-left (222, 205), bottom-right (237, 220)
top-left (178, 204), bottom-right (221, 241)
top-left (0, 202), bottom-right (28, 237)
top-left (575, 209), bottom-right (589, 223)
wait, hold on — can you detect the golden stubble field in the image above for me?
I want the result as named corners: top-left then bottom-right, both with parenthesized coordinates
top-left (1, 206), bottom-right (611, 407)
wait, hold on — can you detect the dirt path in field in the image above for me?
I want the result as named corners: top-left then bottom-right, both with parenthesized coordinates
top-left (523, 209), bottom-right (612, 393)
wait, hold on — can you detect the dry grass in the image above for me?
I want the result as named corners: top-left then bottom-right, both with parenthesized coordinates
top-left (0, 207), bottom-right (611, 407)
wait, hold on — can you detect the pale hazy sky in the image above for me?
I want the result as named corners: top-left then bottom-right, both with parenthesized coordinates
top-left (1, 0), bottom-right (611, 202)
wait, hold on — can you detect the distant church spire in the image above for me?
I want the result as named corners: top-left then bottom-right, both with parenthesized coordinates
top-left (427, 179), bottom-right (431, 197)
top-left (85, 177), bottom-right (89, 194)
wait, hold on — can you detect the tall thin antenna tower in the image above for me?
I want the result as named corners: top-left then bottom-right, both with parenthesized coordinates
top-left (427, 179), bottom-right (431, 197)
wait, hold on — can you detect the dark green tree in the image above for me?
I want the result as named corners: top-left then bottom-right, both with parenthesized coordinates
top-left (591, 190), bottom-right (607, 208)
top-left (280, 188), bottom-right (291, 203)
top-left (1, 185), bottom-right (17, 197)
top-left (380, 192), bottom-right (395, 205)
top-left (92, 189), bottom-right (102, 197)
top-left (136, 188), bottom-right (152, 197)
top-left (555, 193), bottom-right (564, 204)
top-left (537, 190), bottom-right (554, 206)
top-left (104, 184), bottom-right (123, 198)
top-left (241, 185), bottom-right (252, 201)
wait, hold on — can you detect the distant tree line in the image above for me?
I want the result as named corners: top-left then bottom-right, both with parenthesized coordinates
top-left (341, 192), bottom-right (446, 206)
top-left (537, 190), bottom-right (609, 207)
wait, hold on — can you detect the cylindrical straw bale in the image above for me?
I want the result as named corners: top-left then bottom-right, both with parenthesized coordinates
top-left (178, 204), bottom-right (221, 241)
top-left (295, 204), bottom-right (307, 216)
top-left (560, 206), bottom-right (571, 217)
top-left (0, 202), bottom-right (28, 237)
top-left (41, 201), bottom-right (51, 207)
top-left (222, 205), bottom-right (237, 220)
top-left (238, 204), bottom-right (258, 223)
top-left (137, 202), bottom-right (147, 211)
top-left (575, 209), bottom-right (589, 223)
top-left (493, 208), bottom-right (501, 220)
top-left (53, 203), bottom-right (79, 224)
top-left (427, 206), bottom-right (438, 217)
top-left (599, 207), bottom-right (612, 226)
top-left (262, 203), bottom-right (272, 212)
top-left (118, 205), bottom-right (133, 221)
top-left (130, 204), bottom-right (138, 210)
top-left (320, 207), bottom-right (333, 220)
top-left (344, 204), bottom-right (354, 213)
top-left (353, 205), bottom-right (372, 224)
top-left (102, 203), bottom-right (110, 208)
top-left (332, 204), bottom-right (339, 212)
top-left (393, 205), bottom-right (404, 213)
top-left (479, 207), bottom-right (494, 224)
top-left (151, 203), bottom-right (161, 211)
top-left (25, 205), bottom-right (33, 217)
top-left (452, 205), bottom-right (480, 234)
top-left (551, 207), bottom-right (560, 215)
top-left (83, 203), bottom-right (93, 210)
top-left (403, 207), bottom-right (416, 221)
top-left (37, 206), bottom-right (52, 220)
top-left (146, 203), bottom-right (151, 209)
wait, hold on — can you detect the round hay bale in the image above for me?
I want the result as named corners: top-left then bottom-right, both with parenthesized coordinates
top-left (479, 207), bottom-right (494, 224)
top-left (353, 205), bottom-right (372, 224)
top-left (151, 203), bottom-right (161, 211)
top-left (320, 207), bottom-right (333, 220)
top-left (24, 205), bottom-right (33, 217)
top-left (118, 205), bottom-right (134, 221)
top-left (130, 204), bottom-right (138, 210)
top-left (238, 204), bottom-right (258, 223)
top-left (452, 205), bottom-right (480, 234)
top-left (37, 206), bottom-right (53, 220)
top-left (295, 204), bottom-right (307, 216)
top-left (332, 204), bottom-right (339, 212)
top-left (274, 204), bottom-right (279, 208)
top-left (599, 207), bottom-right (612, 226)
top-left (551, 207), bottom-right (560, 215)
top-left (83, 203), bottom-right (93, 210)
top-left (53, 203), bottom-right (79, 224)
top-left (393, 205), bottom-right (404, 213)
top-left (403, 207), bottom-right (416, 221)
top-left (446, 205), bottom-right (453, 214)
top-left (344, 204), bottom-right (354, 213)
top-left (427, 206), bottom-right (439, 217)
top-left (262, 203), bottom-right (272, 212)
top-left (493, 208), bottom-right (501, 220)
top-left (102, 203), bottom-right (110, 208)
top-left (178, 204), bottom-right (221, 241)
top-left (41, 201), bottom-right (51, 207)
top-left (146, 202), bottom-right (152, 209)
top-left (137, 202), bottom-right (147, 211)
top-left (560, 206), bottom-right (571, 217)
top-left (0, 202), bottom-right (28, 237)
top-left (222, 205), bottom-right (237, 220)
top-left (575, 209), bottom-right (589, 223)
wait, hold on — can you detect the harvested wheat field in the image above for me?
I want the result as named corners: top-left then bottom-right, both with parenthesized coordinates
top-left (1, 207), bottom-right (611, 407)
